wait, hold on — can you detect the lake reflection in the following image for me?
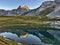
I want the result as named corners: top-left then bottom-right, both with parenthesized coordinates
top-left (0, 29), bottom-right (59, 45)
top-left (0, 32), bottom-right (47, 45)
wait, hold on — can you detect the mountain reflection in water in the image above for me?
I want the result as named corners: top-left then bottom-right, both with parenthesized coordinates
top-left (0, 32), bottom-right (45, 45)
top-left (0, 29), bottom-right (60, 45)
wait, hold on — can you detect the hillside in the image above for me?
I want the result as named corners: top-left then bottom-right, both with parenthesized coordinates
top-left (22, 1), bottom-right (56, 16)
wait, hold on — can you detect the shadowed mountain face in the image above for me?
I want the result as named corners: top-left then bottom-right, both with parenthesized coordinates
top-left (47, 0), bottom-right (60, 18)
top-left (55, 0), bottom-right (60, 5)
top-left (47, 6), bottom-right (60, 18)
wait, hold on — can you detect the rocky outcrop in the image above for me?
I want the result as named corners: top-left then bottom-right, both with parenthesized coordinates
top-left (47, 0), bottom-right (60, 18)
top-left (0, 6), bottom-right (29, 16)
top-left (0, 0), bottom-right (60, 17)
top-left (22, 1), bottom-right (56, 16)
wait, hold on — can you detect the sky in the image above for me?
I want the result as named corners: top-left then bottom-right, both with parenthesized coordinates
top-left (0, 0), bottom-right (52, 10)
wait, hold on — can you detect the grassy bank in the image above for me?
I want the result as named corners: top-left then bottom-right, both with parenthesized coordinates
top-left (0, 16), bottom-right (48, 26)
top-left (0, 16), bottom-right (59, 30)
top-left (0, 36), bottom-right (24, 45)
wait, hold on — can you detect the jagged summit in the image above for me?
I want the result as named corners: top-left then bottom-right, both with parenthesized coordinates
top-left (17, 5), bottom-right (29, 10)
top-left (0, 6), bottom-right (30, 16)
top-left (21, 5), bottom-right (29, 10)
top-left (17, 6), bottom-right (21, 10)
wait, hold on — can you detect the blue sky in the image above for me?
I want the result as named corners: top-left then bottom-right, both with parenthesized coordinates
top-left (0, 0), bottom-right (47, 10)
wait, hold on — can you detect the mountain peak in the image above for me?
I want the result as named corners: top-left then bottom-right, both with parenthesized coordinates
top-left (21, 5), bottom-right (29, 10)
top-left (17, 6), bottom-right (21, 10)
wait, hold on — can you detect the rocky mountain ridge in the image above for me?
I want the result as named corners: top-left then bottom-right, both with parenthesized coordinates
top-left (0, 6), bottom-right (29, 16)
top-left (22, 1), bottom-right (56, 16)
top-left (22, 0), bottom-right (60, 17)
top-left (0, 0), bottom-right (60, 17)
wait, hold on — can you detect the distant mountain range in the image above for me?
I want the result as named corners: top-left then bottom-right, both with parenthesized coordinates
top-left (0, 6), bottom-right (29, 16)
top-left (0, 0), bottom-right (60, 18)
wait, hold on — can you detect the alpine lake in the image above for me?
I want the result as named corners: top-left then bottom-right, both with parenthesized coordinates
top-left (0, 25), bottom-right (60, 45)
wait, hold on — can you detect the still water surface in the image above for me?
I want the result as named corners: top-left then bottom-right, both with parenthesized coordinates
top-left (0, 29), bottom-right (60, 45)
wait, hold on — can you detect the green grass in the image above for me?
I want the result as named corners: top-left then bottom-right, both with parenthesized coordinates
top-left (0, 16), bottom-right (47, 26)
top-left (0, 16), bottom-right (59, 31)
